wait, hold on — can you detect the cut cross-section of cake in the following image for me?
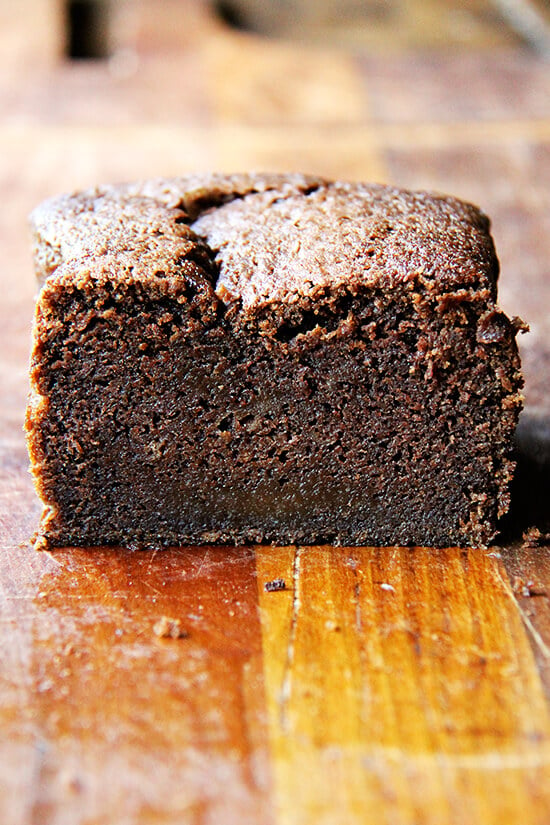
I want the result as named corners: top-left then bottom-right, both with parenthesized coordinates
top-left (26, 173), bottom-right (524, 548)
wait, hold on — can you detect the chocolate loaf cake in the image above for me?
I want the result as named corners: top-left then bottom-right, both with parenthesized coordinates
top-left (26, 173), bottom-right (523, 548)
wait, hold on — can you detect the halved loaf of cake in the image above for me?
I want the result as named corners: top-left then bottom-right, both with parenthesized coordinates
top-left (27, 173), bottom-right (523, 548)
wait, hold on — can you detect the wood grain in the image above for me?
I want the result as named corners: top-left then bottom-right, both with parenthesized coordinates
top-left (205, 26), bottom-right (367, 126)
top-left (501, 542), bottom-right (550, 699)
top-left (0, 546), bottom-right (273, 825)
top-left (1, 0), bottom-right (550, 823)
top-left (257, 546), bottom-right (550, 825)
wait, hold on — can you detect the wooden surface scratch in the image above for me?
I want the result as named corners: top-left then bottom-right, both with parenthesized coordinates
top-left (257, 548), bottom-right (550, 825)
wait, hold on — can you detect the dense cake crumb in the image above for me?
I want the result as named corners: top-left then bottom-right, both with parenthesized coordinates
top-left (26, 173), bottom-right (524, 549)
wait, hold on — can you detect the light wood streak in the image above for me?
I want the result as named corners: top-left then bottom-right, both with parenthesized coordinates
top-left (256, 546), bottom-right (550, 825)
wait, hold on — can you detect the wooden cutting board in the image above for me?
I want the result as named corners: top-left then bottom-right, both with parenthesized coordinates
top-left (2, 541), bottom-right (550, 825)
top-left (1, 2), bottom-right (550, 823)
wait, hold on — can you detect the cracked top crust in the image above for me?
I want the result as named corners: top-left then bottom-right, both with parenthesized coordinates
top-left (30, 172), bottom-right (499, 320)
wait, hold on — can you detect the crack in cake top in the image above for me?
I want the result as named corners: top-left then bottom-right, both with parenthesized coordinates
top-left (30, 172), bottom-right (499, 315)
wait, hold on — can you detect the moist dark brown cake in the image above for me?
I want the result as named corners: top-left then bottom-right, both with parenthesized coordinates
top-left (26, 172), bottom-right (523, 548)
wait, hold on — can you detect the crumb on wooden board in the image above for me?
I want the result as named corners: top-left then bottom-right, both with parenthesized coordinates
top-left (264, 578), bottom-right (286, 592)
top-left (512, 576), bottom-right (547, 598)
top-left (153, 616), bottom-right (189, 639)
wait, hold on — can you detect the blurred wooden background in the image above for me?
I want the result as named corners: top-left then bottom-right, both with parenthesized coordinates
top-left (1, 1), bottom-right (550, 823)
